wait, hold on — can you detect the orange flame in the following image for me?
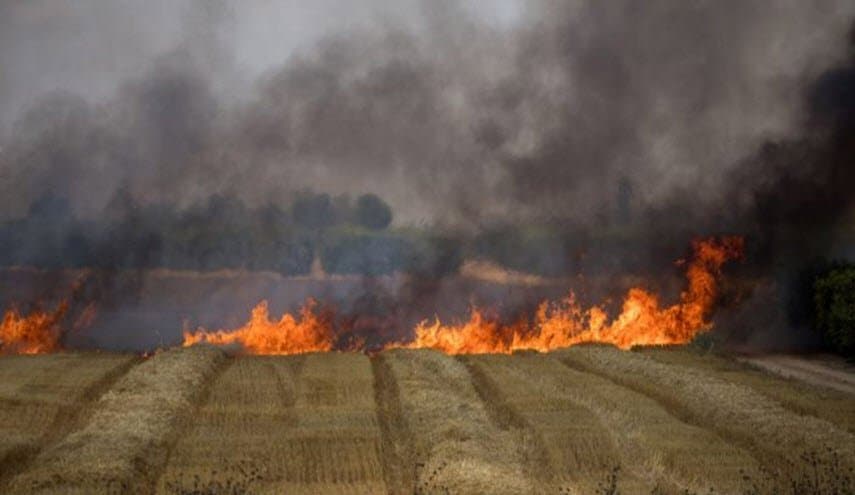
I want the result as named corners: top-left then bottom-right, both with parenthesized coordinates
top-left (0, 302), bottom-right (69, 355)
top-left (400, 236), bottom-right (744, 353)
top-left (182, 299), bottom-right (335, 355)
top-left (183, 237), bottom-right (743, 355)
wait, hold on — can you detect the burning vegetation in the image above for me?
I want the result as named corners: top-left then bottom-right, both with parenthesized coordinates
top-left (180, 236), bottom-right (743, 355)
top-left (182, 300), bottom-right (335, 354)
top-left (402, 237), bottom-right (743, 353)
top-left (0, 302), bottom-right (68, 355)
top-left (1, 236), bottom-right (742, 356)
top-left (0, 4), bottom-right (853, 358)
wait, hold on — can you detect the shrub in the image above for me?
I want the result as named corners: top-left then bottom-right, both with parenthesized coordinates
top-left (814, 265), bottom-right (855, 357)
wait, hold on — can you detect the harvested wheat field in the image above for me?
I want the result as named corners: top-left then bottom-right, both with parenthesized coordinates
top-left (156, 352), bottom-right (386, 495)
top-left (639, 347), bottom-right (855, 434)
top-left (0, 353), bottom-right (138, 486)
top-left (0, 345), bottom-right (853, 495)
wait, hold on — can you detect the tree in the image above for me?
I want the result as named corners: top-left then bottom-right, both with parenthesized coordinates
top-left (814, 265), bottom-right (855, 357)
top-left (354, 193), bottom-right (392, 231)
top-left (292, 193), bottom-right (335, 230)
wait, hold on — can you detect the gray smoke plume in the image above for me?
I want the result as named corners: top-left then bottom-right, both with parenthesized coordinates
top-left (1, 0), bottom-right (851, 223)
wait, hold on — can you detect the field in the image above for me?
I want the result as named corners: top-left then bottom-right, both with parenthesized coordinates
top-left (0, 346), bottom-right (852, 494)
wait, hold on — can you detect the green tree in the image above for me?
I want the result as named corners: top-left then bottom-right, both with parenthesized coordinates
top-left (292, 193), bottom-right (335, 230)
top-left (354, 193), bottom-right (392, 231)
top-left (814, 265), bottom-right (855, 357)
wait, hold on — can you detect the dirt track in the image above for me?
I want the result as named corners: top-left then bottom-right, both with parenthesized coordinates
top-left (0, 346), bottom-right (853, 494)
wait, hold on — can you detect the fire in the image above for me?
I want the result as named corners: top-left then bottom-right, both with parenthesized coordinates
top-left (182, 237), bottom-right (743, 356)
top-left (182, 299), bottom-right (335, 355)
top-left (0, 302), bottom-right (69, 355)
top-left (401, 236), bottom-right (744, 353)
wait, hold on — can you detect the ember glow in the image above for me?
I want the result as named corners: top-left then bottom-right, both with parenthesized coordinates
top-left (0, 302), bottom-right (68, 355)
top-left (403, 236), bottom-right (744, 353)
top-left (184, 236), bottom-right (743, 355)
top-left (182, 299), bottom-right (335, 355)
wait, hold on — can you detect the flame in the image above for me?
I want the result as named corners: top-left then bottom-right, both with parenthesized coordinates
top-left (0, 302), bottom-right (69, 355)
top-left (182, 237), bottom-right (743, 356)
top-left (400, 236), bottom-right (744, 354)
top-left (182, 299), bottom-right (335, 355)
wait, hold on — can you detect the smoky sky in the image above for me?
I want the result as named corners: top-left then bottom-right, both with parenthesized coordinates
top-left (1, 0), bottom-right (854, 230)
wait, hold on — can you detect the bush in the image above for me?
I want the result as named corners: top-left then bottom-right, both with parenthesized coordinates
top-left (814, 265), bottom-right (855, 357)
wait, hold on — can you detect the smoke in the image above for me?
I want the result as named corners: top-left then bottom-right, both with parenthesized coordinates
top-left (724, 28), bottom-right (855, 262)
top-left (1, 1), bottom-right (855, 350)
top-left (713, 26), bottom-right (855, 349)
top-left (1, 1), bottom-right (850, 222)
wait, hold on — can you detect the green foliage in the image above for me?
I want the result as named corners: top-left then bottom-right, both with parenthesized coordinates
top-left (1, 189), bottom-right (464, 278)
top-left (814, 265), bottom-right (855, 357)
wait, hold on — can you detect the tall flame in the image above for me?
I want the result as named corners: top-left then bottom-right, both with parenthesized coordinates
top-left (0, 302), bottom-right (69, 355)
top-left (401, 236), bottom-right (744, 353)
top-left (182, 299), bottom-right (335, 355)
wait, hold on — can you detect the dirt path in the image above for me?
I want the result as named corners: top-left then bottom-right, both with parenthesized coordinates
top-left (741, 354), bottom-right (855, 396)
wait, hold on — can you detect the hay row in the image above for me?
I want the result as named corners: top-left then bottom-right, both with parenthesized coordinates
top-left (640, 347), bottom-right (855, 434)
top-left (10, 346), bottom-right (225, 495)
top-left (0, 353), bottom-right (137, 488)
top-left (465, 354), bottom-right (650, 494)
top-left (155, 355), bottom-right (303, 494)
top-left (459, 356), bottom-right (555, 484)
top-left (286, 353), bottom-right (385, 491)
top-left (559, 345), bottom-right (855, 472)
top-left (156, 352), bottom-right (386, 494)
top-left (483, 353), bottom-right (756, 493)
top-left (383, 349), bottom-right (535, 494)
